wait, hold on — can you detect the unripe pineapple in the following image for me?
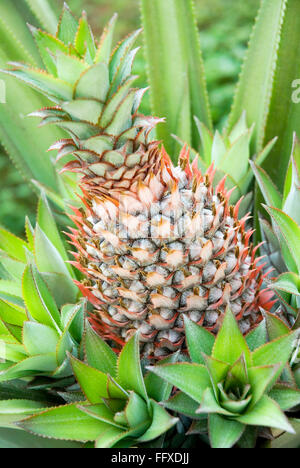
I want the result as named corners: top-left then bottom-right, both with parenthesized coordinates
top-left (4, 5), bottom-right (274, 358)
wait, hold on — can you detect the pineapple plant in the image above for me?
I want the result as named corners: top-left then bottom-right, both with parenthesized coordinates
top-left (149, 308), bottom-right (300, 448)
top-left (3, 4), bottom-right (274, 359)
top-left (0, 0), bottom-right (299, 450)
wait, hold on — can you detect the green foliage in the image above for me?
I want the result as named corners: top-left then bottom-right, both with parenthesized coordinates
top-left (0, 0), bottom-right (300, 450)
top-left (15, 328), bottom-right (178, 448)
top-left (0, 0), bottom-right (260, 232)
top-left (265, 312), bottom-right (300, 391)
top-left (252, 136), bottom-right (300, 315)
top-left (228, 0), bottom-right (300, 193)
top-left (0, 0), bottom-right (63, 189)
top-left (195, 0), bottom-right (260, 128)
top-left (0, 195), bottom-right (82, 386)
top-left (176, 113), bottom-right (277, 208)
top-left (149, 308), bottom-right (299, 448)
top-left (141, 0), bottom-right (212, 157)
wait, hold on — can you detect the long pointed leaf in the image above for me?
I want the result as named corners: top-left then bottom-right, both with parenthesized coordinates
top-left (140, 0), bottom-right (211, 157)
top-left (263, 0), bottom-right (300, 190)
top-left (24, 0), bottom-right (58, 35)
top-left (228, 0), bottom-right (287, 153)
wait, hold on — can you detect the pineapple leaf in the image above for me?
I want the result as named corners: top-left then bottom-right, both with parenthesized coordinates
top-left (237, 395), bottom-right (294, 434)
top-left (194, 118), bottom-right (213, 166)
top-left (252, 330), bottom-right (297, 388)
top-left (0, 1), bottom-right (40, 66)
top-left (212, 307), bottom-right (252, 367)
top-left (198, 387), bottom-right (232, 416)
top-left (0, 399), bottom-right (47, 428)
top-left (268, 385), bottom-right (300, 411)
top-left (125, 392), bottom-right (149, 428)
top-left (0, 354), bottom-right (57, 383)
top-left (18, 403), bottom-right (108, 442)
top-left (57, 3), bottom-right (78, 45)
top-left (24, 0), bottom-right (58, 35)
top-left (251, 162), bottom-right (282, 209)
top-left (163, 392), bottom-right (201, 419)
top-left (0, 69), bottom-right (61, 190)
top-left (0, 280), bottom-right (22, 298)
top-left (62, 99), bottom-right (103, 125)
top-left (95, 424), bottom-right (142, 449)
top-left (0, 427), bottom-right (81, 448)
top-left (100, 75), bottom-right (137, 128)
top-left (85, 321), bottom-right (117, 377)
top-left (40, 272), bottom-right (78, 310)
top-left (74, 62), bottom-right (109, 101)
top-left (29, 25), bottom-right (68, 76)
top-left (227, 0), bottom-right (287, 153)
top-left (23, 322), bottom-right (59, 356)
top-left (55, 313), bottom-right (77, 366)
top-left (202, 355), bottom-right (230, 396)
top-left (264, 206), bottom-right (300, 274)
top-left (184, 316), bottom-right (215, 365)
top-left (248, 365), bottom-right (280, 409)
top-left (22, 263), bottom-right (61, 330)
top-left (147, 363), bottom-right (211, 405)
top-left (70, 356), bottom-right (125, 403)
top-left (137, 400), bottom-right (178, 443)
top-left (245, 320), bottom-right (267, 351)
top-left (219, 129), bottom-right (253, 183)
top-left (0, 229), bottom-right (28, 263)
top-left (34, 224), bottom-right (73, 280)
top-left (77, 404), bottom-right (124, 429)
top-left (263, 0), bottom-right (300, 190)
top-left (117, 333), bottom-right (148, 402)
top-left (56, 52), bottom-right (88, 86)
top-left (0, 299), bottom-right (26, 327)
top-left (271, 272), bottom-right (300, 298)
top-left (95, 14), bottom-right (117, 65)
top-left (283, 135), bottom-right (300, 202)
top-left (141, 0), bottom-right (212, 156)
top-left (208, 413), bottom-right (245, 449)
top-left (37, 194), bottom-right (74, 276)
top-left (25, 217), bottom-right (35, 251)
top-left (105, 90), bottom-right (136, 135)
top-left (109, 28), bottom-right (141, 83)
top-left (109, 46), bottom-right (140, 97)
top-left (264, 310), bottom-right (291, 341)
top-left (144, 351), bottom-right (179, 402)
top-left (282, 135), bottom-right (300, 223)
top-left (75, 11), bottom-right (96, 60)
top-left (3, 67), bottom-right (73, 102)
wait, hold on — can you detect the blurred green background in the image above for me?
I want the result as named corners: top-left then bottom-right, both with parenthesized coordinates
top-left (0, 0), bottom-right (259, 235)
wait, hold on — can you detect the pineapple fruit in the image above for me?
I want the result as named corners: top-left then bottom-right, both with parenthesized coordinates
top-left (4, 5), bottom-right (274, 358)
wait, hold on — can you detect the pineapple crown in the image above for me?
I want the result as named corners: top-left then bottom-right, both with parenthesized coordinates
top-left (2, 3), bottom-right (163, 187)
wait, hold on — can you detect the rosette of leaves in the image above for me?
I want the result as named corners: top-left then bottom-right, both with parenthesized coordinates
top-left (15, 326), bottom-right (178, 448)
top-left (175, 112), bottom-right (276, 211)
top-left (0, 194), bottom-right (83, 387)
top-left (148, 307), bottom-right (300, 448)
top-left (251, 134), bottom-right (300, 319)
